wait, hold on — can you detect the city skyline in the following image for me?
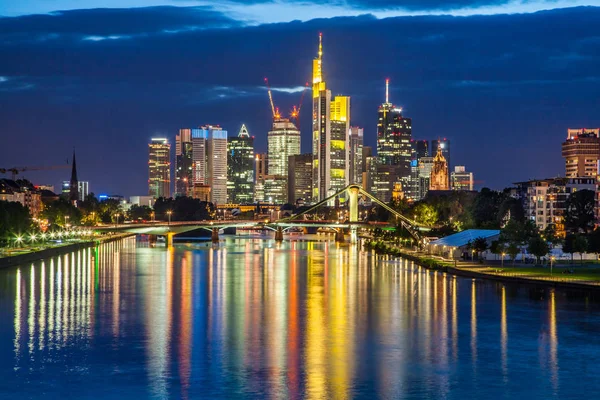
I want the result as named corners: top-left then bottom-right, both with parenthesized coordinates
top-left (1, 5), bottom-right (600, 195)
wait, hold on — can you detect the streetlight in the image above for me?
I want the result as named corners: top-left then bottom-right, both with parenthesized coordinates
top-left (151, 211), bottom-right (155, 222)
top-left (550, 255), bottom-right (555, 275)
top-left (115, 213), bottom-right (120, 227)
top-left (167, 210), bottom-right (172, 226)
top-left (91, 211), bottom-right (96, 226)
top-left (65, 215), bottom-right (70, 228)
top-left (15, 236), bottom-right (23, 248)
top-left (501, 252), bottom-right (505, 268)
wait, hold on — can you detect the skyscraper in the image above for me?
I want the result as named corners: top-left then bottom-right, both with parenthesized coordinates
top-left (349, 126), bottom-right (364, 185)
top-left (376, 79), bottom-right (412, 200)
top-left (69, 150), bottom-right (79, 203)
top-left (175, 128), bottom-right (193, 197)
top-left (227, 124), bottom-right (255, 204)
top-left (205, 126), bottom-right (228, 205)
top-left (254, 153), bottom-right (268, 202)
top-left (288, 153), bottom-right (313, 204)
top-left (268, 119), bottom-right (300, 176)
top-left (148, 138), bottom-right (171, 198)
top-left (561, 128), bottom-right (600, 178)
top-left (311, 33), bottom-right (350, 202)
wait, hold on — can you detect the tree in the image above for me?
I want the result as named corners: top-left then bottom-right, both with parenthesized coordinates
top-left (564, 189), bottom-right (595, 234)
top-left (41, 198), bottom-right (81, 228)
top-left (506, 242), bottom-right (520, 266)
top-left (472, 236), bottom-right (488, 260)
top-left (471, 188), bottom-right (504, 228)
top-left (154, 196), bottom-right (214, 221)
top-left (562, 234), bottom-right (576, 264)
top-left (412, 202), bottom-right (438, 227)
top-left (573, 235), bottom-right (588, 265)
top-left (128, 205), bottom-right (153, 221)
top-left (527, 235), bottom-right (550, 265)
top-left (0, 200), bottom-right (32, 246)
top-left (542, 224), bottom-right (562, 248)
top-left (587, 228), bottom-right (600, 256)
top-left (490, 240), bottom-right (506, 260)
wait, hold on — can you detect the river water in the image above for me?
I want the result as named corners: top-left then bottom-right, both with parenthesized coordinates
top-left (1, 236), bottom-right (600, 399)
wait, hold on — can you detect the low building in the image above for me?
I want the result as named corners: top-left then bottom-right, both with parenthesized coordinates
top-left (451, 166), bottom-right (474, 191)
top-left (130, 196), bottom-right (155, 207)
top-left (427, 229), bottom-right (500, 260)
top-left (0, 179), bottom-right (43, 217)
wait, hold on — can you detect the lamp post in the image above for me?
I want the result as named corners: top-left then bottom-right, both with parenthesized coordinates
top-left (65, 215), bottom-right (69, 228)
top-left (151, 211), bottom-right (155, 222)
top-left (15, 236), bottom-right (23, 248)
top-left (501, 252), bottom-right (505, 268)
top-left (167, 210), bottom-right (172, 226)
top-left (550, 255), bottom-right (555, 276)
top-left (91, 211), bottom-right (96, 226)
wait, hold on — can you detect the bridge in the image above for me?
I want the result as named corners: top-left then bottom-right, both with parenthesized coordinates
top-left (92, 185), bottom-right (426, 245)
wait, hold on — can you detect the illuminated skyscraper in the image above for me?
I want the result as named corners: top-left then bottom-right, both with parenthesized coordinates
top-left (376, 79), bottom-right (412, 200)
top-left (268, 119), bottom-right (300, 176)
top-left (254, 153), bottom-right (268, 202)
top-left (190, 126), bottom-right (227, 205)
top-left (227, 124), bottom-right (255, 204)
top-left (561, 128), bottom-right (600, 178)
top-left (311, 33), bottom-right (350, 201)
top-left (175, 128), bottom-right (193, 197)
top-left (148, 138), bottom-right (171, 198)
top-left (288, 153), bottom-right (313, 204)
top-left (349, 126), bottom-right (364, 186)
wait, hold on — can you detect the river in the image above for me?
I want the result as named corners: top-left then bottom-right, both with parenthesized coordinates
top-left (1, 236), bottom-right (600, 399)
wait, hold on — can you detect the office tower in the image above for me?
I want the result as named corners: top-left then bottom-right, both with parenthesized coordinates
top-left (430, 146), bottom-right (449, 191)
top-left (451, 166), bottom-right (474, 191)
top-left (264, 177), bottom-right (287, 204)
top-left (418, 157), bottom-right (433, 199)
top-left (362, 146), bottom-right (372, 188)
top-left (148, 138), bottom-right (171, 199)
top-left (349, 127), bottom-right (364, 186)
top-left (431, 138), bottom-right (450, 171)
top-left (191, 128), bottom-right (208, 186)
top-left (364, 155), bottom-right (379, 199)
top-left (561, 128), bottom-right (600, 178)
top-left (175, 128), bottom-right (193, 197)
top-left (227, 124), bottom-right (255, 204)
top-left (78, 181), bottom-right (89, 201)
top-left (376, 79), bottom-right (412, 199)
top-left (407, 139), bottom-right (430, 201)
top-left (254, 153), bottom-right (268, 202)
top-left (69, 150), bottom-right (79, 203)
top-left (268, 119), bottom-right (301, 176)
top-left (288, 153), bottom-right (313, 204)
top-left (311, 34), bottom-right (351, 201)
top-left (413, 140), bottom-right (429, 159)
top-left (205, 126), bottom-right (228, 205)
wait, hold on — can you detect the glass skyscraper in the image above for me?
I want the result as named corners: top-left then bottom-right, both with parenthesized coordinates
top-left (227, 124), bottom-right (255, 204)
top-left (148, 138), bottom-right (171, 199)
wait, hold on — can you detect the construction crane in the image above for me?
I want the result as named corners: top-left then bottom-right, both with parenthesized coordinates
top-left (290, 81), bottom-right (310, 125)
top-left (0, 165), bottom-right (70, 181)
top-left (264, 77), bottom-right (281, 120)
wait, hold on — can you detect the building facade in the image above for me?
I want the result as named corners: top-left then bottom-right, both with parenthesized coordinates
top-left (148, 138), bottom-right (171, 199)
top-left (430, 146), bottom-right (449, 191)
top-left (175, 128), bottom-right (193, 197)
top-left (268, 119), bottom-right (300, 176)
top-left (254, 153), bottom-right (268, 203)
top-left (451, 166), bottom-right (474, 191)
top-left (227, 124), bottom-right (255, 204)
top-left (431, 138), bottom-right (450, 172)
top-left (288, 153), bottom-right (313, 204)
top-left (349, 126), bottom-right (363, 186)
top-left (561, 128), bottom-right (600, 178)
top-left (205, 126), bottom-right (228, 205)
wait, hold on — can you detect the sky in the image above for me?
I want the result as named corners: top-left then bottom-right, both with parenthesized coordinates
top-left (1, 0), bottom-right (600, 196)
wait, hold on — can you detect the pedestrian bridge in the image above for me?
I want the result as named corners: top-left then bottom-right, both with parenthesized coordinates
top-left (91, 185), bottom-right (427, 244)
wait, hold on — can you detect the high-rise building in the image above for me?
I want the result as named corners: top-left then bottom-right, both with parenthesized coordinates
top-left (418, 157), bottom-right (433, 199)
top-left (311, 34), bottom-right (350, 201)
top-left (288, 153), bottom-right (313, 204)
top-left (191, 128), bottom-right (208, 186)
top-left (254, 153), bottom-right (268, 203)
top-left (69, 150), bottom-right (79, 203)
top-left (413, 140), bottom-right (429, 159)
top-left (175, 128), bottom-right (193, 197)
top-left (409, 139), bottom-right (430, 201)
top-left (451, 166), bottom-right (474, 191)
top-left (349, 127), bottom-right (363, 186)
top-left (227, 124), bottom-right (255, 204)
top-left (268, 119), bottom-right (300, 176)
top-left (376, 79), bottom-right (412, 200)
top-left (561, 128), bottom-right (600, 178)
top-left (431, 138), bottom-right (450, 171)
top-left (78, 181), bottom-right (89, 201)
top-left (148, 138), bottom-right (171, 198)
top-left (430, 146), bottom-right (449, 191)
top-left (205, 126), bottom-right (228, 205)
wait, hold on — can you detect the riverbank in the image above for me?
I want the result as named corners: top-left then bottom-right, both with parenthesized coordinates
top-left (365, 240), bottom-right (600, 291)
top-left (0, 233), bottom-right (134, 269)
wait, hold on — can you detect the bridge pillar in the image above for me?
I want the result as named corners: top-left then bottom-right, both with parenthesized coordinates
top-left (275, 226), bottom-right (284, 241)
top-left (211, 228), bottom-right (220, 243)
top-left (335, 229), bottom-right (345, 243)
top-left (166, 232), bottom-right (174, 248)
top-left (350, 226), bottom-right (358, 244)
top-left (348, 185), bottom-right (360, 223)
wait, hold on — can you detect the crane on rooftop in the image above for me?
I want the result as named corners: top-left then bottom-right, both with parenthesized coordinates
top-left (0, 165), bottom-right (70, 181)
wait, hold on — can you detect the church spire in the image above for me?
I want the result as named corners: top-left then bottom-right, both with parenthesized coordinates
top-left (69, 149), bottom-right (79, 203)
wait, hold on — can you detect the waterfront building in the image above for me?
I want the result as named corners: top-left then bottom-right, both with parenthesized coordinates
top-left (451, 166), bottom-right (474, 191)
top-left (376, 79), bottom-right (412, 200)
top-left (514, 177), bottom-right (596, 234)
top-left (268, 119), bottom-right (300, 176)
top-left (254, 153), bottom-right (268, 202)
top-left (561, 128), bottom-right (600, 178)
top-left (0, 179), bottom-right (42, 217)
top-left (205, 126), bottom-right (228, 205)
top-left (175, 128), bottom-right (193, 197)
top-left (311, 34), bottom-right (350, 201)
top-left (264, 176), bottom-right (288, 204)
top-left (148, 138), bottom-right (171, 199)
top-left (430, 146), bottom-right (449, 191)
top-left (349, 126), bottom-right (363, 185)
top-left (227, 124), bottom-right (255, 204)
top-left (288, 153), bottom-right (313, 204)
top-left (431, 138), bottom-right (450, 171)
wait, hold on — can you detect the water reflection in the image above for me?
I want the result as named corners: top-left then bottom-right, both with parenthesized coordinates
top-left (4, 237), bottom-right (599, 398)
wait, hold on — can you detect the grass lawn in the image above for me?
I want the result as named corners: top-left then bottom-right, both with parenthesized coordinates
top-left (474, 265), bottom-right (600, 283)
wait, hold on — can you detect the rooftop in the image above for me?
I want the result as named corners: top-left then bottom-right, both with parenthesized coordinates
top-left (429, 229), bottom-right (500, 248)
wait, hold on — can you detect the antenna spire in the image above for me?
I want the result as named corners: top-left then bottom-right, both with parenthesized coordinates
top-left (385, 78), bottom-right (389, 104)
top-left (318, 32), bottom-right (323, 60)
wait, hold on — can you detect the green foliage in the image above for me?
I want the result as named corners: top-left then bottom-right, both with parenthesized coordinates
top-left (573, 235), bottom-right (588, 265)
top-left (490, 240), bottom-right (506, 257)
top-left (412, 203), bottom-right (438, 227)
top-left (471, 188), bottom-right (505, 228)
top-left (587, 229), bottom-right (600, 255)
top-left (41, 198), bottom-right (81, 228)
top-left (542, 224), bottom-right (562, 247)
top-left (527, 235), bottom-right (550, 264)
top-left (506, 242), bottom-right (520, 265)
top-left (128, 205), bottom-right (153, 221)
top-left (472, 236), bottom-right (488, 259)
top-left (154, 196), bottom-right (214, 221)
top-left (0, 200), bottom-right (32, 245)
top-left (564, 189), bottom-right (595, 234)
top-left (98, 199), bottom-right (122, 223)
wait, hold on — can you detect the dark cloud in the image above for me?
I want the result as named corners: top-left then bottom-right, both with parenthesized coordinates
top-left (0, 6), bottom-right (599, 195)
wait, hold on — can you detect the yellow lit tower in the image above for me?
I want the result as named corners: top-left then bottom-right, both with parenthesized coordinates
top-left (311, 33), bottom-right (350, 202)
